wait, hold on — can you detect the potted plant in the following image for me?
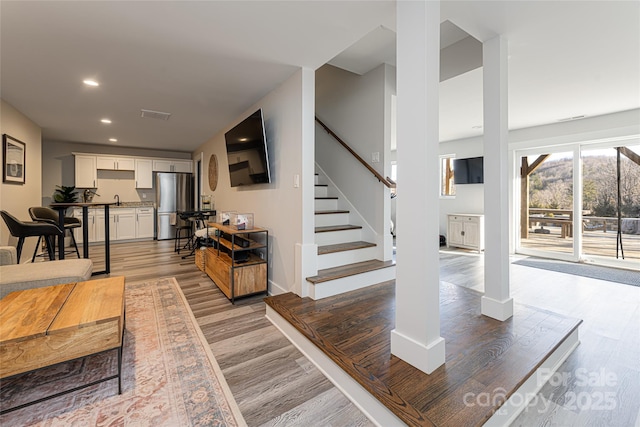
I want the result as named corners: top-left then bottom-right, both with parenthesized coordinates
top-left (53, 185), bottom-right (78, 203)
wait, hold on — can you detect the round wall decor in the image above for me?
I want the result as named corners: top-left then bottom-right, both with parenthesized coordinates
top-left (208, 154), bottom-right (218, 191)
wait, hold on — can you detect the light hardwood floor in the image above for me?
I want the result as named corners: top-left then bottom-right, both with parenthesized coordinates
top-left (89, 240), bottom-right (638, 426)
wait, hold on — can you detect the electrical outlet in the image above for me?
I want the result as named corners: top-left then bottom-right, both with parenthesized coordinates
top-left (142, 193), bottom-right (147, 199)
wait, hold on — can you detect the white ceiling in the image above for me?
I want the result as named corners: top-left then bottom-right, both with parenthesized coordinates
top-left (1, 1), bottom-right (638, 152)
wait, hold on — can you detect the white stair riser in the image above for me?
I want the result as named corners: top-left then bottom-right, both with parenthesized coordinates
top-left (308, 267), bottom-right (396, 300)
top-left (315, 228), bottom-right (362, 245)
top-left (314, 198), bottom-right (338, 211)
top-left (314, 186), bottom-right (328, 198)
top-left (314, 175), bottom-right (319, 185)
top-left (314, 213), bottom-right (350, 227)
top-left (317, 246), bottom-right (378, 270)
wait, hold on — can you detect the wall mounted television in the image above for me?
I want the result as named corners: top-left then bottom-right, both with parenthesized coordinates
top-left (224, 109), bottom-right (271, 187)
top-left (453, 156), bottom-right (484, 184)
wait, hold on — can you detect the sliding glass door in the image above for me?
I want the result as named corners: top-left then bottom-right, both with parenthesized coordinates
top-left (516, 140), bottom-right (640, 268)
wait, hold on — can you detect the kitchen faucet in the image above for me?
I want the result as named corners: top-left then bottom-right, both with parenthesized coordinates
top-left (114, 194), bottom-right (120, 206)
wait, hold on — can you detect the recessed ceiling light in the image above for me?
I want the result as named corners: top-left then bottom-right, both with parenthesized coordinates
top-left (83, 79), bottom-right (99, 87)
top-left (109, 138), bottom-right (118, 142)
top-left (101, 119), bottom-right (112, 124)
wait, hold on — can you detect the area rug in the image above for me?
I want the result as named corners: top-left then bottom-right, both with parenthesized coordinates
top-left (513, 257), bottom-right (640, 287)
top-left (0, 277), bottom-right (246, 426)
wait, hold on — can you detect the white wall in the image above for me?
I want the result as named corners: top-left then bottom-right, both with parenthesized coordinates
top-left (315, 63), bottom-right (392, 242)
top-left (41, 140), bottom-right (191, 206)
top-left (437, 108), bottom-right (640, 237)
top-left (193, 69), bottom-right (310, 295)
top-left (1, 99), bottom-right (43, 263)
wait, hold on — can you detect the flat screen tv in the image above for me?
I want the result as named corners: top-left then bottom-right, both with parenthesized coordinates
top-left (453, 156), bottom-right (484, 184)
top-left (224, 109), bottom-right (271, 187)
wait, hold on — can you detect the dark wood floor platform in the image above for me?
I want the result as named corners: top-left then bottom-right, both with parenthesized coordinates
top-left (265, 281), bottom-right (582, 427)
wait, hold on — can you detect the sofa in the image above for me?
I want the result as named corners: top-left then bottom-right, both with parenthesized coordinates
top-left (0, 246), bottom-right (93, 299)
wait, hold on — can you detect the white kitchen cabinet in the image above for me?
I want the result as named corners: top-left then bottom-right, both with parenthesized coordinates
top-left (75, 155), bottom-right (97, 188)
top-left (95, 209), bottom-right (137, 241)
top-left (447, 214), bottom-right (485, 253)
top-left (153, 159), bottom-right (192, 173)
top-left (96, 156), bottom-right (135, 171)
top-left (73, 208), bottom-right (96, 244)
top-left (135, 159), bottom-right (154, 188)
top-left (136, 207), bottom-right (155, 238)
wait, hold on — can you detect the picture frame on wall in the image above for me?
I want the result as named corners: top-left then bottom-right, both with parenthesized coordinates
top-left (2, 134), bottom-right (26, 184)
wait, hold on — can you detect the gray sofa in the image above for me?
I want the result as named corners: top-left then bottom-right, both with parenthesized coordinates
top-left (0, 246), bottom-right (93, 299)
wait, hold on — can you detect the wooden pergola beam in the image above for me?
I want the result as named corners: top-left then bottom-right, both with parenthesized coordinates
top-left (520, 154), bottom-right (550, 239)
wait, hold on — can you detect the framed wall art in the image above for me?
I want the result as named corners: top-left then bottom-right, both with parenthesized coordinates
top-left (2, 134), bottom-right (26, 184)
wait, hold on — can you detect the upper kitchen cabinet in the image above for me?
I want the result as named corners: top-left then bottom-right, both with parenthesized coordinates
top-left (153, 159), bottom-right (192, 173)
top-left (96, 156), bottom-right (135, 171)
top-left (135, 159), bottom-right (153, 188)
top-left (75, 155), bottom-right (97, 188)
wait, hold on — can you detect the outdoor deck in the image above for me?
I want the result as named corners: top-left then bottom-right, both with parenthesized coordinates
top-left (521, 224), bottom-right (640, 261)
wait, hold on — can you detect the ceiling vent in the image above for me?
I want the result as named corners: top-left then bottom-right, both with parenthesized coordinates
top-left (141, 109), bottom-right (171, 121)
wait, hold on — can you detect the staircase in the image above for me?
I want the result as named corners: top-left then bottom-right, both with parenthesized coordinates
top-left (307, 170), bottom-right (395, 299)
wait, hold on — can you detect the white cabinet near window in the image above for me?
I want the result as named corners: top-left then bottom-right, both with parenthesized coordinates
top-left (136, 207), bottom-right (155, 239)
top-left (135, 159), bottom-right (154, 188)
top-left (447, 214), bottom-right (485, 253)
top-left (75, 155), bottom-right (97, 188)
top-left (96, 156), bottom-right (135, 171)
top-left (153, 159), bottom-right (192, 173)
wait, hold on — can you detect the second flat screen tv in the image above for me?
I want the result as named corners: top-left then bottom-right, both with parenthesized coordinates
top-left (453, 156), bottom-right (484, 184)
top-left (224, 109), bottom-right (271, 187)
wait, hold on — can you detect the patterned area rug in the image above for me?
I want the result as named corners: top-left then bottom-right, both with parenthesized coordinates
top-left (0, 277), bottom-right (245, 426)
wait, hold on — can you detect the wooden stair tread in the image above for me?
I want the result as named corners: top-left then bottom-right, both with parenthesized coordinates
top-left (315, 196), bottom-right (338, 200)
top-left (318, 241), bottom-right (376, 255)
top-left (315, 224), bottom-right (362, 233)
top-left (306, 259), bottom-right (395, 284)
top-left (315, 184), bottom-right (328, 187)
top-left (315, 210), bottom-right (349, 215)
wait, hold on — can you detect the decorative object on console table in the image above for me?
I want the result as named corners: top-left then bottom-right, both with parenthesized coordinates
top-left (2, 134), bottom-right (26, 185)
top-left (230, 212), bottom-right (253, 230)
top-left (217, 211), bottom-right (236, 226)
top-left (204, 222), bottom-right (268, 303)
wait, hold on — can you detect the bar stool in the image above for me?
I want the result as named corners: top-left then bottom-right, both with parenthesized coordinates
top-left (29, 206), bottom-right (81, 260)
top-left (0, 210), bottom-right (63, 262)
top-left (175, 212), bottom-right (194, 254)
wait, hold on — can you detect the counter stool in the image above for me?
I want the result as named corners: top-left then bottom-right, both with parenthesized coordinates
top-left (29, 206), bottom-right (81, 260)
top-left (0, 210), bottom-right (63, 262)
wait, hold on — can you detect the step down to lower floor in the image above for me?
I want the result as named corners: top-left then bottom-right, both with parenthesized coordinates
top-left (315, 224), bottom-right (362, 233)
top-left (318, 241), bottom-right (376, 255)
top-left (306, 259), bottom-right (395, 284)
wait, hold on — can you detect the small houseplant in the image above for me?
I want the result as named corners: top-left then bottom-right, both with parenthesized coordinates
top-left (53, 185), bottom-right (78, 203)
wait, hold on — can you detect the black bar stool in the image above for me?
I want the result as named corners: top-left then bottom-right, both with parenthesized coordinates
top-left (0, 210), bottom-right (63, 262)
top-left (29, 206), bottom-right (81, 260)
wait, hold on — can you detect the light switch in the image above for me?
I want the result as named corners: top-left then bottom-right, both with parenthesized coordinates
top-left (372, 152), bottom-right (380, 163)
top-left (294, 174), bottom-right (300, 188)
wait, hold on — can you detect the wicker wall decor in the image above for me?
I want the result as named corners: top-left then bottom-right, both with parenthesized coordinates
top-left (208, 154), bottom-right (218, 191)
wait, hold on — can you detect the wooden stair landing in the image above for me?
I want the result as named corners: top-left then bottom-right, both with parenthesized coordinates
top-left (265, 282), bottom-right (582, 427)
top-left (306, 259), bottom-right (394, 284)
top-left (317, 241), bottom-right (376, 255)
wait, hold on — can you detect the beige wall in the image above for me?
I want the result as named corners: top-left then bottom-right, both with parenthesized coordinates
top-left (1, 99), bottom-right (43, 263)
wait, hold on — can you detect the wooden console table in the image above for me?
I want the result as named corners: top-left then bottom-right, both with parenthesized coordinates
top-left (0, 277), bottom-right (126, 414)
top-left (204, 223), bottom-right (268, 303)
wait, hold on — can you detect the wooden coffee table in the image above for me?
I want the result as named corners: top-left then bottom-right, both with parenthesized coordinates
top-left (0, 277), bottom-right (125, 413)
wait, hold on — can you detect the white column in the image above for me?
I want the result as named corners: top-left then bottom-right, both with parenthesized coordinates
top-left (481, 36), bottom-right (514, 321)
top-left (391, 0), bottom-right (445, 374)
top-left (295, 67), bottom-right (317, 298)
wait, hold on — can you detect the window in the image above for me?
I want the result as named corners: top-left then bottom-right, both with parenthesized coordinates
top-left (390, 162), bottom-right (397, 198)
top-left (440, 156), bottom-right (456, 197)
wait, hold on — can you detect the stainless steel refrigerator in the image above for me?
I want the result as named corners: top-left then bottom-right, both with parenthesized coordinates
top-left (155, 172), bottom-right (194, 240)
